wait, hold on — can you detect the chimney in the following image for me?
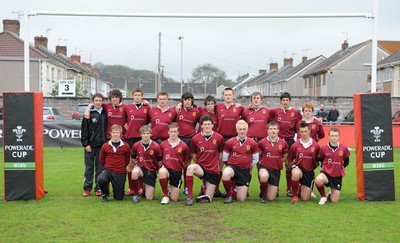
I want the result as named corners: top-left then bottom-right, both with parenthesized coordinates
top-left (71, 54), bottom-right (81, 63)
top-left (342, 40), bottom-right (349, 50)
top-left (283, 58), bottom-right (293, 67)
top-left (269, 63), bottom-right (278, 71)
top-left (56, 45), bottom-right (67, 56)
top-left (82, 62), bottom-right (91, 68)
top-left (34, 36), bottom-right (48, 49)
top-left (259, 69), bottom-right (267, 75)
top-left (3, 19), bottom-right (20, 36)
top-left (302, 56), bottom-right (308, 63)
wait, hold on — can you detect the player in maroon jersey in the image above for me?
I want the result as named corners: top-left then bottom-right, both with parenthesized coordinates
top-left (176, 92), bottom-right (201, 196)
top-left (216, 87), bottom-right (244, 141)
top-left (98, 124), bottom-right (131, 202)
top-left (125, 87), bottom-right (151, 196)
top-left (242, 91), bottom-right (270, 143)
top-left (158, 123), bottom-right (190, 204)
top-left (295, 102), bottom-right (325, 142)
top-left (148, 91), bottom-right (177, 144)
top-left (222, 120), bottom-right (259, 203)
top-left (185, 116), bottom-right (225, 206)
top-left (257, 122), bottom-right (288, 203)
top-left (270, 92), bottom-right (302, 197)
top-left (130, 125), bottom-right (162, 203)
top-left (315, 128), bottom-right (350, 205)
top-left (198, 95), bottom-right (218, 133)
top-left (288, 122), bottom-right (320, 204)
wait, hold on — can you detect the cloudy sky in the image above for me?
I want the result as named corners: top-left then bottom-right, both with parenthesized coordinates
top-left (1, 0), bottom-right (399, 81)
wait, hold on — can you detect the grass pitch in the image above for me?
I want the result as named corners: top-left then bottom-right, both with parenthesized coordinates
top-left (0, 147), bottom-right (399, 242)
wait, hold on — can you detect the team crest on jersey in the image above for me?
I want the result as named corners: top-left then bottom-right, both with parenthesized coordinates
top-left (213, 139), bottom-right (216, 144)
top-left (119, 107), bottom-right (124, 112)
top-left (144, 109), bottom-right (148, 114)
top-left (192, 112), bottom-right (196, 117)
top-left (233, 108), bottom-right (237, 112)
top-left (291, 112), bottom-right (294, 117)
top-left (262, 110), bottom-right (266, 114)
top-left (168, 113), bottom-right (172, 118)
top-left (279, 145), bottom-right (282, 150)
top-left (178, 148), bottom-right (182, 153)
top-left (246, 145), bottom-right (250, 150)
top-left (339, 151), bottom-right (343, 156)
top-left (150, 150), bottom-right (154, 155)
top-left (311, 147), bottom-right (315, 152)
top-left (312, 124), bottom-right (316, 129)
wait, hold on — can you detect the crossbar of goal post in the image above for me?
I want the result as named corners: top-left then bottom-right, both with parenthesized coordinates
top-left (22, 6), bottom-right (378, 92)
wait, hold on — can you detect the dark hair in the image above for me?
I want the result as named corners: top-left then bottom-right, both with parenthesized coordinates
top-left (204, 95), bottom-right (216, 106)
top-left (200, 115), bottom-right (213, 124)
top-left (267, 121), bottom-right (280, 129)
top-left (280, 92), bottom-right (291, 101)
top-left (223, 87), bottom-right (234, 95)
top-left (108, 89), bottom-right (123, 101)
top-left (181, 92), bottom-right (194, 106)
top-left (157, 91), bottom-right (169, 99)
top-left (91, 93), bottom-right (104, 102)
top-left (298, 122), bottom-right (309, 130)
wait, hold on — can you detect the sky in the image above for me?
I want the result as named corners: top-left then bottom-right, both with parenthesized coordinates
top-left (1, 0), bottom-right (400, 81)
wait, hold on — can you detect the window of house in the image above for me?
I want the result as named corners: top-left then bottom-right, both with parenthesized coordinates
top-left (46, 65), bottom-right (50, 81)
top-left (322, 74), bottom-right (326, 85)
top-left (57, 70), bottom-right (61, 82)
top-left (308, 78), bottom-right (313, 87)
top-left (51, 68), bottom-right (55, 83)
top-left (316, 76), bottom-right (321, 86)
top-left (383, 67), bottom-right (393, 82)
top-left (304, 79), bottom-right (307, 88)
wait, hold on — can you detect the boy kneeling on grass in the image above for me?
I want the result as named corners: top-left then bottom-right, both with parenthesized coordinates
top-left (98, 124), bottom-right (131, 202)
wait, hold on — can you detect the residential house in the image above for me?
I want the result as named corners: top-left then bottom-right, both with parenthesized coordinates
top-left (303, 40), bottom-right (390, 97)
top-left (377, 50), bottom-right (400, 96)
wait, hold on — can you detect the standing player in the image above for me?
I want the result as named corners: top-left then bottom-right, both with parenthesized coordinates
top-left (130, 125), bottom-right (163, 203)
top-left (124, 87), bottom-right (150, 196)
top-left (315, 128), bottom-right (350, 205)
top-left (158, 123), bottom-right (190, 204)
top-left (176, 92), bottom-right (201, 195)
top-left (149, 91), bottom-right (177, 144)
top-left (257, 122), bottom-right (288, 203)
top-left (98, 124), bottom-right (131, 202)
top-left (270, 92), bottom-right (302, 197)
top-left (242, 91), bottom-right (270, 143)
top-left (221, 120), bottom-right (259, 203)
top-left (288, 122), bottom-right (320, 204)
top-left (103, 89), bottom-right (128, 140)
top-left (81, 93), bottom-right (107, 197)
top-left (185, 116), bottom-right (225, 206)
top-left (295, 102), bottom-right (325, 142)
top-left (198, 95), bottom-right (218, 133)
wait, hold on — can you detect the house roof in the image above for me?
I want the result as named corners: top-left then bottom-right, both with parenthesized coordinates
top-left (247, 70), bottom-right (278, 86)
top-left (303, 40), bottom-right (370, 77)
top-left (284, 55), bottom-right (325, 81)
top-left (377, 50), bottom-right (400, 67)
top-left (268, 65), bottom-right (293, 82)
top-left (378, 41), bottom-right (400, 54)
top-left (0, 31), bottom-right (46, 59)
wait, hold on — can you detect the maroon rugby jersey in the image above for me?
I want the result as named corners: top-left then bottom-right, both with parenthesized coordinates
top-left (295, 117), bottom-right (325, 142)
top-left (99, 140), bottom-right (131, 174)
top-left (103, 103), bottom-right (127, 139)
top-left (148, 106), bottom-right (177, 140)
top-left (176, 106), bottom-right (201, 137)
top-left (241, 107), bottom-right (270, 139)
top-left (131, 140), bottom-right (162, 171)
top-left (223, 137), bottom-right (259, 169)
top-left (288, 139), bottom-right (320, 171)
top-left (160, 140), bottom-right (189, 172)
top-left (190, 132), bottom-right (225, 174)
top-left (198, 106), bottom-right (218, 133)
top-left (270, 107), bottom-right (302, 140)
top-left (258, 137), bottom-right (288, 171)
top-left (216, 103), bottom-right (243, 137)
top-left (125, 103), bottom-right (150, 139)
top-left (318, 143), bottom-right (350, 177)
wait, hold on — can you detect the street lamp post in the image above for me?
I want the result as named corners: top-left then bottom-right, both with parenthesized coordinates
top-left (178, 36), bottom-right (184, 96)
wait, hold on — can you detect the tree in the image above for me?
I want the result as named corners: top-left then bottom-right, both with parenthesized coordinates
top-left (191, 63), bottom-right (228, 87)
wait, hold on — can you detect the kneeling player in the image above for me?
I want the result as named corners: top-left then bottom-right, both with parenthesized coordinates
top-left (257, 122), bottom-right (288, 203)
top-left (222, 120), bottom-right (259, 203)
top-left (315, 128), bottom-right (350, 205)
top-left (130, 125), bottom-right (162, 203)
top-left (288, 122), bottom-right (320, 204)
top-left (158, 123), bottom-right (190, 204)
top-left (185, 116), bottom-right (224, 206)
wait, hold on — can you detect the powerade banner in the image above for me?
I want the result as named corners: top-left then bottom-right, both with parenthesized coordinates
top-left (3, 92), bottom-right (44, 201)
top-left (0, 121), bottom-right (82, 147)
top-left (354, 92), bottom-right (395, 201)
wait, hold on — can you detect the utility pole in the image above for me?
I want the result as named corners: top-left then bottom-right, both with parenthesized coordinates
top-left (179, 36), bottom-right (184, 96)
top-left (156, 32), bottom-right (162, 95)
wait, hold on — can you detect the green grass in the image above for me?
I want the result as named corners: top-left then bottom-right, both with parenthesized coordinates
top-left (1, 147), bottom-right (400, 242)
